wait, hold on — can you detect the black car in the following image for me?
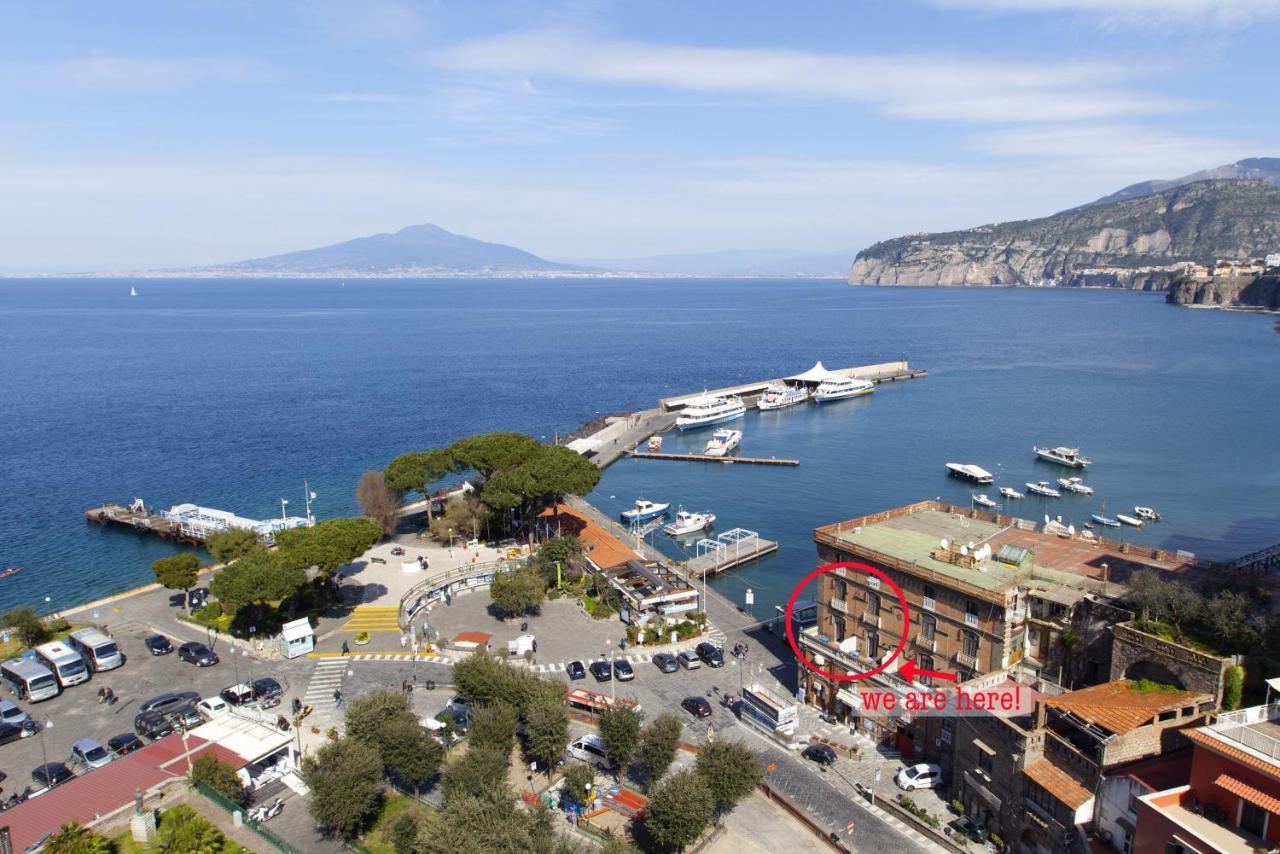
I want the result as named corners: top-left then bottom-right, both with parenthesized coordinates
top-left (802, 743), bottom-right (837, 766)
top-left (134, 710), bottom-right (175, 741)
top-left (107, 733), bottom-right (144, 756)
top-left (695, 642), bottom-right (724, 668)
top-left (139, 691), bottom-right (201, 716)
top-left (251, 677), bottom-right (283, 708)
top-left (0, 721), bottom-right (35, 745)
top-left (31, 762), bottom-right (74, 789)
top-left (220, 684), bottom-right (255, 706)
top-left (651, 653), bottom-right (678, 673)
top-left (589, 660), bottom-right (612, 682)
top-left (144, 634), bottom-right (173, 655)
top-left (177, 641), bottom-right (219, 666)
top-left (681, 696), bottom-right (712, 719)
top-left (566, 660), bottom-right (587, 680)
top-left (613, 659), bottom-right (635, 681)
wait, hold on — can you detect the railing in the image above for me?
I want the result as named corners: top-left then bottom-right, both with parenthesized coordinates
top-left (965, 613), bottom-right (979, 628)
top-left (830, 597), bottom-right (849, 615)
top-left (194, 781), bottom-right (302, 854)
top-left (954, 650), bottom-right (978, 669)
top-left (1210, 703), bottom-right (1280, 761)
top-left (922, 596), bottom-right (936, 611)
top-left (397, 557), bottom-right (527, 629)
top-left (861, 612), bottom-right (881, 629)
top-left (914, 633), bottom-right (937, 653)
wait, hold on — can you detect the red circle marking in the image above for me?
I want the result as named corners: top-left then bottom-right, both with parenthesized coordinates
top-left (784, 561), bottom-right (912, 683)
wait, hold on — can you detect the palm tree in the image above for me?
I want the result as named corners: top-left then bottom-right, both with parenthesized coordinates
top-left (43, 822), bottom-right (111, 854)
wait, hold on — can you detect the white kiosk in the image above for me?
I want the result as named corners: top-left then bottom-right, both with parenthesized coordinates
top-left (278, 618), bottom-right (316, 659)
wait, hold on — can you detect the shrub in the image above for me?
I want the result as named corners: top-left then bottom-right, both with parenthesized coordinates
top-left (1222, 665), bottom-right (1245, 711)
top-left (191, 754), bottom-right (246, 806)
top-left (2, 608), bottom-right (50, 649)
top-left (561, 762), bottom-right (596, 809)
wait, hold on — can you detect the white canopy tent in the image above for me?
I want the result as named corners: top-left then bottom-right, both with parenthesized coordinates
top-left (785, 361), bottom-right (844, 385)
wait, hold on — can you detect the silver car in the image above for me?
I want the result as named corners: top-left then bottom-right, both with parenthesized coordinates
top-left (69, 738), bottom-right (113, 771)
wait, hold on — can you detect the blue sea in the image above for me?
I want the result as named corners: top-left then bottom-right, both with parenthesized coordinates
top-left (1, 278), bottom-right (1277, 616)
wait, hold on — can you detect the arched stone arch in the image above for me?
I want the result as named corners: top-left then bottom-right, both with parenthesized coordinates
top-left (1123, 659), bottom-right (1186, 689)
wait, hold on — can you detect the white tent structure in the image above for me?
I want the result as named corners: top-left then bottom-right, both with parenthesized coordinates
top-left (785, 361), bottom-right (845, 385)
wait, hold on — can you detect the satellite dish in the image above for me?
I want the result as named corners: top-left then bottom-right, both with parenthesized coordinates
top-left (1067, 525), bottom-right (1075, 535)
top-left (960, 545), bottom-right (969, 556)
top-left (940, 538), bottom-right (949, 549)
top-left (967, 542), bottom-right (975, 550)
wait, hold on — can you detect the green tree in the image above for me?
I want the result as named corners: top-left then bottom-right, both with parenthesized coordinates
top-left (442, 746), bottom-right (510, 805)
top-left (387, 809), bottom-right (425, 854)
top-left (522, 692), bottom-right (570, 775)
top-left (644, 769), bottom-right (715, 850)
top-left (451, 649), bottom-right (517, 707)
top-left (427, 495), bottom-right (491, 544)
top-left (1205, 591), bottom-right (1260, 652)
top-left (469, 701), bottom-right (519, 753)
top-left (274, 516), bottom-right (382, 572)
top-left (380, 715), bottom-right (444, 796)
top-left (488, 565), bottom-right (546, 617)
top-left (415, 792), bottom-right (572, 854)
top-left (149, 805), bottom-right (226, 854)
top-left (151, 552), bottom-right (201, 607)
top-left (345, 688), bottom-right (416, 748)
top-left (191, 753), bottom-right (246, 806)
top-left (520, 445), bottom-right (601, 519)
top-left (636, 713), bottom-right (684, 788)
top-left (204, 528), bottom-right (261, 564)
top-left (598, 706), bottom-right (641, 776)
top-left (561, 762), bottom-right (596, 808)
top-left (42, 822), bottom-right (112, 854)
top-left (450, 432), bottom-right (542, 479)
top-left (694, 740), bottom-right (760, 813)
top-left (302, 736), bottom-right (384, 840)
top-left (1222, 664), bottom-right (1245, 711)
top-left (209, 550), bottom-right (306, 612)
top-left (1, 607), bottom-right (50, 648)
top-left (384, 448), bottom-right (459, 520)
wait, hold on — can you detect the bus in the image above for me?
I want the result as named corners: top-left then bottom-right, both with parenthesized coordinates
top-left (68, 628), bottom-right (123, 672)
top-left (565, 687), bottom-right (643, 718)
top-left (34, 641), bottom-right (90, 688)
top-left (0, 657), bottom-right (60, 702)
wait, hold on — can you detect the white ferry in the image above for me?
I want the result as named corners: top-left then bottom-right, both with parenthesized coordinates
top-left (757, 384), bottom-right (809, 411)
top-left (1058, 477), bottom-right (1094, 495)
top-left (620, 499), bottom-right (670, 524)
top-left (946, 463), bottom-right (994, 484)
top-left (1034, 446), bottom-right (1091, 468)
top-left (663, 509), bottom-right (715, 537)
top-left (704, 429), bottom-right (742, 457)
top-left (1026, 481), bottom-right (1062, 497)
top-left (814, 375), bottom-right (875, 402)
top-left (676, 395), bottom-right (746, 431)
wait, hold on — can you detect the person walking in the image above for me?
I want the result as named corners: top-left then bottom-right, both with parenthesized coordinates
top-left (333, 689), bottom-right (343, 708)
top-left (341, 640), bottom-right (349, 656)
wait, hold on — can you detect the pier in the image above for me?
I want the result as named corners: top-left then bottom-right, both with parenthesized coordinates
top-left (626, 451), bottom-right (799, 466)
top-left (683, 528), bottom-right (779, 578)
top-left (658, 359), bottom-right (926, 412)
top-left (84, 501), bottom-right (192, 543)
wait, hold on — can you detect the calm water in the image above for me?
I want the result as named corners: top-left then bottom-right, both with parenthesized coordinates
top-left (1, 278), bottom-right (1277, 616)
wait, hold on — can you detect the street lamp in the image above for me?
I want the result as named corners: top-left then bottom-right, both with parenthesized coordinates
top-left (37, 716), bottom-right (52, 779)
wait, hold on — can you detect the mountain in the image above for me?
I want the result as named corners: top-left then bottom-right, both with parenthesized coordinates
top-left (558, 248), bottom-right (853, 277)
top-left (1092, 157), bottom-right (1280, 206)
top-left (209, 224), bottom-right (576, 275)
top-left (849, 179), bottom-right (1280, 289)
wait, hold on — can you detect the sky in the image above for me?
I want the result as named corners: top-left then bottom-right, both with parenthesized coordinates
top-left (1, 0), bottom-right (1278, 271)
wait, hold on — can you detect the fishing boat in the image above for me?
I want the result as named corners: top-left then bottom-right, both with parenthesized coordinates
top-left (1034, 446), bottom-right (1091, 468)
top-left (1091, 502), bottom-right (1121, 527)
top-left (999, 486), bottom-right (1024, 499)
top-left (0, 567), bottom-right (23, 581)
top-left (675, 395), bottom-right (746, 431)
top-left (1134, 506), bottom-right (1161, 522)
top-left (1026, 481), bottom-right (1061, 497)
top-left (946, 463), bottom-right (994, 484)
top-left (647, 436), bottom-right (663, 451)
top-left (971, 493), bottom-right (999, 509)
top-left (704, 429), bottom-right (741, 457)
top-left (663, 509), bottom-right (715, 537)
top-left (620, 499), bottom-right (670, 524)
top-left (1057, 477), bottom-right (1094, 495)
top-left (813, 375), bottom-right (875, 402)
top-left (1116, 513), bottom-right (1144, 528)
top-left (757, 383), bottom-right (809, 411)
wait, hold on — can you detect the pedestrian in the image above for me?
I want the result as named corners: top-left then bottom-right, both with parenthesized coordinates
top-left (400, 634), bottom-right (407, 649)
top-left (341, 640), bottom-right (349, 655)
top-left (292, 697), bottom-right (302, 715)
top-left (97, 686), bottom-right (106, 704)
top-left (333, 689), bottom-right (343, 708)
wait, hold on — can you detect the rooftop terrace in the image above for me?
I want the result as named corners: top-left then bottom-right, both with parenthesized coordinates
top-left (1193, 702), bottom-right (1280, 770)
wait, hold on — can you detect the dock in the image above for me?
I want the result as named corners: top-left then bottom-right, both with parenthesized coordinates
top-left (658, 359), bottom-right (926, 412)
top-left (84, 502), bottom-right (192, 544)
top-left (683, 528), bottom-right (779, 578)
top-left (626, 451), bottom-right (798, 466)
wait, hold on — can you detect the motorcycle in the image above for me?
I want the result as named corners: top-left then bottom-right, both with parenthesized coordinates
top-left (248, 797), bottom-right (284, 823)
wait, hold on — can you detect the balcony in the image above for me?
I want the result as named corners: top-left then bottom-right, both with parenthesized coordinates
top-left (955, 650), bottom-right (978, 670)
top-left (861, 612), bottom-right (881, 629)
top-left (829, 597), bottom-right (849, 615)
top-left (914, 633), bottom-right (937, 653)
top-left (965, 612), bottom-right (979, 628)
top-left (922, 596), bottom-right (936, 612)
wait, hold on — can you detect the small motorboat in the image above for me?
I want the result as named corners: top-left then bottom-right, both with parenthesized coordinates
top-left (1034, 445), bottom-right (1091, 468)
top-left (1026, 481), bottom-right (1061, 498)
top-left (1092, 501), bottom-right (1121, 528)
top-left (999, 486), bottom-right (1024, 499)
top-left (1058, 477), bottom-right (1094, 495)
top-left (1134, 506), bottom-right (1161, 522)
top-left (1116, 514), bottom-right (1145, 528)
top-left (704, 429), bottom-right (741, 457)
top-left (647, 435), bottom-right (663, 451)
top-left (971, 493), bottom-right (999, 509)
top-left (663, 509), bottom-right (715, 537)
top-left (0, 567), bottom-right (23, 581)
top-left (621, 499), bottom-right (670, 524)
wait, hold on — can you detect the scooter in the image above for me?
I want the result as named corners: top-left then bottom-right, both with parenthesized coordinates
top-left (248, 797), bottom-right (284, 823)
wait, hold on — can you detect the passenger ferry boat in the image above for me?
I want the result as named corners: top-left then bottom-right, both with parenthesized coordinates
top-left (1058, 477), bottom-right (1094, 495)
top-left (704, 429), bottom-right (742, 457)
top-left (1034, 446), bottom-right (1091, 468)
top-left (757, 384), bottom-right (809, 411)
top-left (663, 509), bottom-right (715, 537)
top-left (620, 499), bottom-right (670, 524)
top-left (946, 463), bottom-right (994, 484)
top-left (1026, 481), bottom-right (1062, 497)
top-left (676, 395), bottom-right (746, 431)
top-left (814, 375), bottom-right (875, 402)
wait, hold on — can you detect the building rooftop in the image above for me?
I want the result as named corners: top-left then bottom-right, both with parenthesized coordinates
top-left (1140, 786), bottom-right (1270, 854)
top-left (1024, 757), bottom-right (1093, 810)
top-left (1106, 751), bottom-right (1192, 794)
top-left (1045, 680), bottom-right (1206, 736)
top-left (1187, 702), bottom-right (1280, 778)
top-left (539, 506), bottom-right (639, 570)
top-left (604, 559), bottom-right (696, 605)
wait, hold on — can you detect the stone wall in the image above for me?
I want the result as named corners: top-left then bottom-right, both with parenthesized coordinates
top-left (1108, 624), bottom-right (1232, 704)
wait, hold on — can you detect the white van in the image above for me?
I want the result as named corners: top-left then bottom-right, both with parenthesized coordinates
top-left (567, 734), bottom-right (613, 770)
top-left (0, 659), bottom-right (59, 702)
top-left (68, 628), bottom-right (123, 672)
top-left (34, 642), bottom-right (89, 688)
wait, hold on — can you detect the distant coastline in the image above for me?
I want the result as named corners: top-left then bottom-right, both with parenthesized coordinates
top-left (0, 270), bottom-right (847, 280)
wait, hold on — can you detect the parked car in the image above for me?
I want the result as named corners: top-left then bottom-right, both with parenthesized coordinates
top-left (220, 684), bottom-right (255, 706)
top-left (613, 659), bottom-right (635, 681)
top-left (677, 650), bottom-right (702, 670)
top-left (695, 642), bottom-right (724, 668)
top-left (895, 763), bottom-right (943, 791)
top-left (0, 699), bottom-right (30, 727)
top-left (139, 691), bottom-right (200, 716)
top-left (801, 743), bottom-right (837, 767)
top-left (134, 710), bottom-right (175, 741)
top-left (0, 721), bottom-right (37, 745)
top-left (566, 734), bottom-right (613, 770)
top-left (69, 738), bottom-right (113, 771)
top-left (197, 696), bottom-right (230, 721)
top-left (168, 704), bottom-right (203, 730)
top-left (566, 660), bottom-right (587, 680)
top-left (32, 762), bottom-right (74, 789)
top-left (589, 660), bottom-right (612, 682)
top-left (651, 653), bottom-right (678, 673)
top-left (681, 696), bottom-right (712, 719)
top-left (107, 733), bottom-right (144, 756)
top-left (251, 677), bottom-right (283, 708)
top-left (177, 642), bottom-right (219, 666)
top-left (144, 635), bottom-right (173, 655)
top-left (946, 816), bottom-right (989, 844)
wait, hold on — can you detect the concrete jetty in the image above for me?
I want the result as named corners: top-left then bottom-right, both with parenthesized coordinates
top-left (658, 359), bottom-right (925, 412)
top-left (626, 451), bottom-right (799, 466)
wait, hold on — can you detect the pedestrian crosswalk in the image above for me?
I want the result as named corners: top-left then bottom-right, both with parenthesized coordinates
top-left (303, 658), bottom-right (349, 706)
top-left (307, 651), bottom-right (446, 662)
top-left (340, 606), bottom-right (401, 634)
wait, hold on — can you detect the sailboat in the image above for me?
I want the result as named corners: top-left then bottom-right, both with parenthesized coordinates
top-left (130, 286), bottom-right (138, 297)
top-left (1091, 501), bottom-right (1121, 528)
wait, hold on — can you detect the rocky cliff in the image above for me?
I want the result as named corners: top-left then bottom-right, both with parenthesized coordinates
top-left (849, 180), bottom-right (1280, 288)
top-left (1166, 274), bottom-right (1280, 310)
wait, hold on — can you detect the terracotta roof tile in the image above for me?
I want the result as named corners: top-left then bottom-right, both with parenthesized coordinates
top-left (539, 506), bottom-right (639, 569)
top-left (1213, 773), bottom-right (1280, 814)
top-left (452, 631), bottom-right (493, 645)
top-left (1186, 728), bottom-right (1280, 782)
top-left (1044, 680), bottom-right (1204, 735)
top-left (1024, 758), bottom-right (1093, 810)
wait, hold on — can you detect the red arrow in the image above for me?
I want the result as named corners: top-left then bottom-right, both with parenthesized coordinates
top-left (899, 658), bottom-right (958, 685)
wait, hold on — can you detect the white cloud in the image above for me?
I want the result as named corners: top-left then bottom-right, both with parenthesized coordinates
top-left (8, 56), bottom-right (265, 91)
top-left (933, 0), bottom-right (1280, 25)
top-left (967, 124), bottom-right (1251, 174)
top-left (434, 30), bottom-right (1191, 123)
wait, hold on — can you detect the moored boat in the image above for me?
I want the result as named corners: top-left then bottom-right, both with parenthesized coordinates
top-left (647, 435), bottom-right (663, 451)
top-left (1091, 502), bottom-right (1120, 527)
top-left (999, 486), bottom-right (1024, 499)
top-left (972, 493), bottom-right (999, 509)
top-left (676, 395), bottom-right (746, 431)
top-left (704, 428), bottom-right (741, 457)
top-left (0, 567), bottom-right (23, 581)
top-left (1057, 477), bottom-right (1094, 495)
top-left (946, 463), bottom-right (994, 484)
top-left (621, 499), bottom-right (670, 524)
top-left (1116, 514), bottom-right (1144, 528)
top-left (663, 509), bottom-right (715, 537)
top-left (1026, 481), bottom-right (1061, 497)
top-left (757, 384), bottom-right (810, 411)
top-left (1034, 445), bottom-right (1091, 468)
top-left (813, 375), bottom-right (875, 402)
top-left (1134, 506), bottom-right (1161, 522)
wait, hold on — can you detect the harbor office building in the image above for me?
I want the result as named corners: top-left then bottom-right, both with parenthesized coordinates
top-left (799, 500), bottom-right (1198, 759)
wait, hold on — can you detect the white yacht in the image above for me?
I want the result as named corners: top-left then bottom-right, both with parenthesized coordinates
top-left (971, 493), bottom-right (999, 509)
top-left (1026, 481), bottom-right (1062, 497)
top-left (1134, 506), bottom-right (1161, 522)
top-left (620, 499), bottom-right (670, 524)
top-left (675, 395), bottom-right (746, 431)
top-left (1058, 477), bottom-right (1094, 495)
top-left (999, 486), bottom-right (1025, 499)
top-left (1034, 446), bottom-right (1091, 468)
top-left (663, 509), bottom-right (715, 537)
top-left (946, 463), bottom-right (994, 484)
top-left (1116, 513), bottom-right (1144, 528)
top-left (704, 429), bottom-right (742, 457)
top-left (813, 375), bottom-right (875, 402)
top-left (757, 384), bottom-right (810, 411)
